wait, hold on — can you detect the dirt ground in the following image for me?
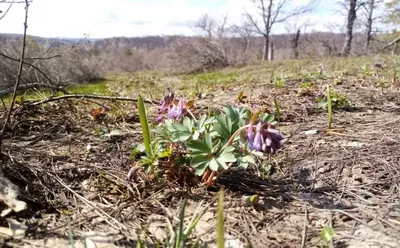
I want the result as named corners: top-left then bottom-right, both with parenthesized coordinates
top-left (1, 58), bottom-right (400, 248)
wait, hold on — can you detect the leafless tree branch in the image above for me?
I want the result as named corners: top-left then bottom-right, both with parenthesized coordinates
top-left (0, 0), bottom-right (29, 153)
top-left (0, 0), bottom-right (13, 21)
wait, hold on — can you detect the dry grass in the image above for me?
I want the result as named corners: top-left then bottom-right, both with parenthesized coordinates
top-left (1, 55), bottom-right (400, 248)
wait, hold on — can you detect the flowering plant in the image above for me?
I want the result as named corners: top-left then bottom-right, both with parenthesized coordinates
top-left (132, 88), bottom-right (284, 185)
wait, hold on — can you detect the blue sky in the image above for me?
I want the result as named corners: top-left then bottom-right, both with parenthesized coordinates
top-left (0, 0), bottom-right (376, 38)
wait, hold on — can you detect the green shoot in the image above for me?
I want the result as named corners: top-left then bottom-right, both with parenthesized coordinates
top-left (274, 97), bottom-right (281, 124)
top-left (137, 95), bottom-right (153, 156)
top-left (326, 84), bottom-right (332, 129)
top-left (217, 188), bottom-right (225, 248)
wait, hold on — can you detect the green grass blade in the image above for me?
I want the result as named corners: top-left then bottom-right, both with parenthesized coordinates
top-left (184, 200), bottom-right (203, 236)
top-left (176, 199), bottom-right (187, 248)
top-left (137, 95), bottom-right (153, 156)
top-left (217, 188), bottom-right (225, 248)
top-left (274, 97), bottom-right (281, 124)
top-left (190, 238), bottom-right (200, 248)
top-left (326, 85), bottom-right (332, 129)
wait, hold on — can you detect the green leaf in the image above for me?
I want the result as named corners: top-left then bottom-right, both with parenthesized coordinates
top-left (321, 226), bottom-right (336, 242)
top-left (197, 114), bottom-right (207, 129)
top-left (243, 155), bottom-right (255, 164)
top-left (159, 148), bottom-right (172, 158)
top-left (187, 139), bottom-right (212, 154)
top-left (215, 157), bottom-right (229, 170)
top-left (183, 117), bottom-right (192, 130)
top-left (204, 133), bottom-right (213, 151)
top-left (171, 122), bottom-right (192, 142)
top-left (190, 155), bottom-right (210, 168)
top-left (194, 163), bottom-right (209, 176)
top-left (131, 143), bottom-right (146, 158)
top-left (260, 113), bottom-right (275, 124)
top-left (221, 145), bottom-right (235, 154)
top-left (249, 195), bottom-right (258, 203)
top-left (218, 152), bottom-right (236, 163)
top-left (137, 95), bottom-right (153, 156)
top-left (209, 158), bottom-right (219, 171)
top-left (192, 130), bottom-right (200, 140)
top-left (176, 199), bottom-right (186, 248)
top-left (214, 114), bottom-right (233, 139)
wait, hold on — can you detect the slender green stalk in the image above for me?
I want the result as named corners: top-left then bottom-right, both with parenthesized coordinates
top-left (176, 199), bottom-right (186, 248)
top-left (137, 95), bottom-right (153, 156)
top-left (274, 97), bottom-right (281, 124)
top-left (217, 188), bottom-right (225, 248)
top-left (326, 84), bottom-right (332, 129)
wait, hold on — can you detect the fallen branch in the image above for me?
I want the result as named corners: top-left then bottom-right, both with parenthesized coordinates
top-left (380, 36), bottom-right (400, 52)
top-left (0, 82), bottom-right (66, 97)
top-left (27, 93), bottom-right (158, 106)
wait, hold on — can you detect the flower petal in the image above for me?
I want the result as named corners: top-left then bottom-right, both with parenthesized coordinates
top-left (247, 123), bottom-right (254, 150)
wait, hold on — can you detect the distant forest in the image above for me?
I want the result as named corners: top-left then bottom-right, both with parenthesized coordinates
top-left (0, 31), bottom-right (398, 94)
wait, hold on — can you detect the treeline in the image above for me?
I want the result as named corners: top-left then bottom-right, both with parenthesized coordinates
top-left (1, 30), bottom-right (398, 94)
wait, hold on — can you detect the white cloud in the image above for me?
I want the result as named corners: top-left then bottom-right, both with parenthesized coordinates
top-left (0, 0), bottom-right (347, 38)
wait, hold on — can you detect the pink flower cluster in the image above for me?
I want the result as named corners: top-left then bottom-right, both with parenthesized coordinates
top-left (247, 120), bottom-right (283, 154)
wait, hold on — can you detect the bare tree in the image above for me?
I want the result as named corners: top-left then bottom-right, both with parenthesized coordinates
top-left (341, 0), bottom-right (361, 56)
top-left (231, 18), bottom-right (255, 63)
top-left (285, 18), bottom-right (312, 59)
top-left (291, 29), bottom-right (301, 59)
top-left (245, 0), bottom-right (318, 61)
top-left (171, 14), bottom-right (232, 73)
top-left (0, 0), bottom-right (29, 151)
top-left (361, 0), bottom-right (383, 54)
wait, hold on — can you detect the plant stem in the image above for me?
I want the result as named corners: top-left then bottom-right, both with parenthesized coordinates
top-left (327, 84), bottom-right (332, 129)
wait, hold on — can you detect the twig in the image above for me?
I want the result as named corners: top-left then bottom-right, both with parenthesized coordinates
top-left (300, 208), bottom-right (308, 248)
top-left (0, 0), bottom-right (29, 155)
top-left (0, 82), bottom-right (66, 97)
top-left (48, 170), bottom-right (128, 231)
top-left (0, 0), bottom-right (13, 21)
top-left (0, 98), bottom-right (6, 110)
top-left (28, 93), bottom-right (158, 106)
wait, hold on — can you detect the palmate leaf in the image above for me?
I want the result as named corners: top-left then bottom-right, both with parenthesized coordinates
top-left (209, 158), bottom-right (219, 171)
top-left (190, 155), bottom-right (209, 168)
top-left (236, 154), bottom-right (255, 169)
top-left (196, 115), bottom-right (215, 132)
top-left (213, 114), bottom-right (233, 140)
top-left (194, 162), bottom-right (209, 176)
top-left (187, 138), bottom-right (212, 154)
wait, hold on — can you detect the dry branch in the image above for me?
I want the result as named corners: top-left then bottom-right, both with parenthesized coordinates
top-left (380, 36), bottom-right (400, 52)
top-left (28, 93), bottom-right (158, 106)
top-left (0, 0), bottom-right (29, 154)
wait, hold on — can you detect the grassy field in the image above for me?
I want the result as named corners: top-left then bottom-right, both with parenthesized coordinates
top-left (1, 55), bottom-right (400, 248)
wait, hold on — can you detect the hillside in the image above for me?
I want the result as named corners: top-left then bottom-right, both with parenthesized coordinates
top-left (1, 55), bottom-right (400, 247)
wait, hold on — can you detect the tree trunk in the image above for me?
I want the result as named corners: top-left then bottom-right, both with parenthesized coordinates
top-left (268, 41), bottom-right (274, 61)
top-left (342, 0), bottom-right (357, 57)
top-left (292, 28), bottom-right (301, 59)
top-left (262, 35), bottom-right (269, 61)
top-left (364, 0), bottom-right (374, 55)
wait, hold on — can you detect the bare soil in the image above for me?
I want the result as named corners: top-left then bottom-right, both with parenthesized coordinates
top-left (1, 66), bottom-right (400, 248)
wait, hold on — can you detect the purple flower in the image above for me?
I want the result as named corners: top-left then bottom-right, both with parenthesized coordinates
top-left (167, 97), bottom-right (186, 120)
top-left (247, 123), bottom-right (255, 150)
top-left (155, 89), bottom-right (187, 122)
top-left (247, 120), bottom-right (283, 154)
